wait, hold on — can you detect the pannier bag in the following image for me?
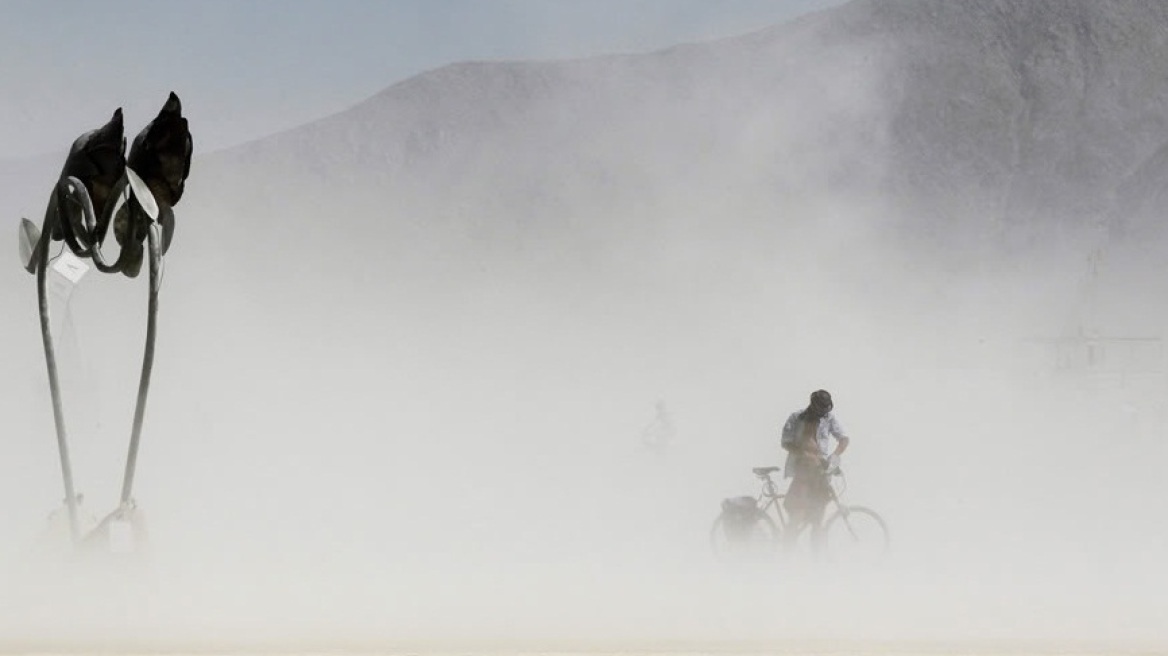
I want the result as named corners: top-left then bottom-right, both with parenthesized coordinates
top-left (720, 496), bottom-right (762, 540)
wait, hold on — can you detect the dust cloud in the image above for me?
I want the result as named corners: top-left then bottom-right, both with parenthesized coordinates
top-left (0, 5), bottom-right (1164, 654)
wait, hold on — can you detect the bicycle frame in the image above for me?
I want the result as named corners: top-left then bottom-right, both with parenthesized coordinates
top-left (755, 473), bottom-right (788, 530)
top-left (712, 465), bottom-right (887, 562)
top-left (754, 467), bottom-right (850, 532)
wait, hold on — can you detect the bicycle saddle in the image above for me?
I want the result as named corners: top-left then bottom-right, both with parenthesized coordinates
top-left (752, 466), bottom-right (781, 477)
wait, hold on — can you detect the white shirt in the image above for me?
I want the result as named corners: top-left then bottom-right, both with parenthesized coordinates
top-left (781, 410), bottom-right (849, 475)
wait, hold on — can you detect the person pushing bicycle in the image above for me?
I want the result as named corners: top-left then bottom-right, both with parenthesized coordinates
top-left (781, 389), bottom-right (850, 550)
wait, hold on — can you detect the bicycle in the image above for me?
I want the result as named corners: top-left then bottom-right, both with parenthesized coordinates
top-left (709, 464), bottom-right (889, 563)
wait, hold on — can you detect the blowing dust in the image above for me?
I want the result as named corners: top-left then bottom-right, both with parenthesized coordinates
top-left (0, 4), bottom-right (1165, 651)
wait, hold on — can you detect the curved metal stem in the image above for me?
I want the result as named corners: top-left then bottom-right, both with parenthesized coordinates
top-left (119, 221), bottom-right (160, 504)
top-left (35, 222), bottom-right (80, 543)
top-left (58, 176), bottom-right (128, 275)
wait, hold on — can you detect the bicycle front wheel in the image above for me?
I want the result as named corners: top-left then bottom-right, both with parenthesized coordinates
top-left (709, 511), bottom-right (779, 562)
top-left (822, 505), bottom-right (889, 565)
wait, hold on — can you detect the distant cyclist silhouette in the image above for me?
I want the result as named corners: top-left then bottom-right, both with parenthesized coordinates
top-left (641, 399), bottom-right (675, 454)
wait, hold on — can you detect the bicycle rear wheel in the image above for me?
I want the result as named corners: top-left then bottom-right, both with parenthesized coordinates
top-left (709, 511), bottom-right (779, 562)
top-left (822, 505), bottom-right (889, 565)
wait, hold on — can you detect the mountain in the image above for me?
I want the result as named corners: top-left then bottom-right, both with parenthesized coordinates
top-left (192, 4), bottom-right (895, 273)
top-left (178, 0), bottom-right (1168, 271)
top-left (8, 0), bottom-right (1168, 284)
top-left (7, 0), bottom-right (1168, 373)
top-left (9, 0), bottom-right (1168, 420)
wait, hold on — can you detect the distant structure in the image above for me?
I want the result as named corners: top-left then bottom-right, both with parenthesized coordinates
top-left (1017, 216), bottom-right (1166, 437)
top-left (1025, 330), bottom-right (1164, 379)
top-left (1053, 220), bottom-right (1162, 378)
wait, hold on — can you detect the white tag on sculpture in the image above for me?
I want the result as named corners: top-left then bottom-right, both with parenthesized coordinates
top-left (51, 250), bottom-right (89, 284)
top-left (108, 519), bottom-right (135, 554)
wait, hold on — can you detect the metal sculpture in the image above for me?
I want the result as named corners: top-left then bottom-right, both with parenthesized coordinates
top-left (19, 93), bottom-right (192, 547)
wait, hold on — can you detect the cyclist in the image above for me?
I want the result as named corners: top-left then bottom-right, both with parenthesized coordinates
top-left (780, 389), bottom-right (850, 550)
top-left (641, 399), bottom-right (675, 454)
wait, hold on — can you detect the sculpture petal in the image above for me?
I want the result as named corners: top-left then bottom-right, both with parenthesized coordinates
top-left (61, 108), bottom-right (126, 221)
top-left (125, 168), bottom-right (158, 221)
top-left (121, 241), bottom-right (143, 278)
top-left (19, 218), bottom-right (41, 274)
top-left (128, 93), bottom-right (192, 208)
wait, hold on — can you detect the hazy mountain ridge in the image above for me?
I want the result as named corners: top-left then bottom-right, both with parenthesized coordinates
top-left (873, 0), bottom-right (1168, 235)
top-left (190, 3), bottom-right (894, 268)
top-left (9, 0), bottom-right (1167, 276)
top-left (6, 0), bottom-right (1168, 341)
top-left (184, 0), bottom-right (1168, 265)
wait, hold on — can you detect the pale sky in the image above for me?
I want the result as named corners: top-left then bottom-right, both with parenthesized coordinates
top-left (0, 0), bottom-right (845, 158)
